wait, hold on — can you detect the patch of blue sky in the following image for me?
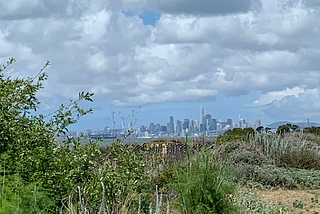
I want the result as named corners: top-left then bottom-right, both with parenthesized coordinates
top-left (122, 8), bottom-right (160, 26)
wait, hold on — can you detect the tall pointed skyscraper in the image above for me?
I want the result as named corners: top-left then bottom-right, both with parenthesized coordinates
top-left (199, 106), bottom-right (204, 125)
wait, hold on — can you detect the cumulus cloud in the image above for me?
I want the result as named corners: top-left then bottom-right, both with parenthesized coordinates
top-left (262, 88), bottom-right (320, 121)
top-left (253, 86), bottom-right (306, 106)
top-left (1, 0), bottom-right (320, 123)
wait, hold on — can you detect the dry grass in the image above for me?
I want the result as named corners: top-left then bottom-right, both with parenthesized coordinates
top-left (258, 189), bottom-right (320, 214)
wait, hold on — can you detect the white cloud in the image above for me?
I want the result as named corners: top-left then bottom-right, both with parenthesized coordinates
top-left (2, 0), bottom-right (320, 122)
top-left (87, 51), bottom-right (108, 72)
top-left (253, 86), bottom-right (306, 106)
top-left (75, 10), bottom-right (112, 44)
top-left (262, 88), bottom-right (320, 122)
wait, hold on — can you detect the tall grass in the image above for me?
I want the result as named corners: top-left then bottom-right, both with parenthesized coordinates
top-left (169, 150), bottom-right (237, 214)
top-left (0, 173), bottom-right (54, 214)
top-left (250, 132), bottom-right (320, 170)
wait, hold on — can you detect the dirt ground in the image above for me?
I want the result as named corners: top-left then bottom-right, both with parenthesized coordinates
top-left (258, 189), bottom-right (320, 213)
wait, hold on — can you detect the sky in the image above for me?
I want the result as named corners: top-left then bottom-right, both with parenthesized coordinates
top-left (1, 0), bottom-right (320, 131)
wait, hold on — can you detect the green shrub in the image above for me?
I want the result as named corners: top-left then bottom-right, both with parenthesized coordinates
top-left (303, 126), bottom-right (320, 135)
top-left (276, 148), bottom-right (320, 170)
top-left (62, 141), bottom-right (150, 213)
top-left (170, 150), bottom-right (237, 214)
top-left (276, 124), bottom-right (299, 135)
top-left (0, 173), bottom-right (54, 214)
top-left (231, 164), bottom-right (298, 189)
top-left (216, 128), bottom-right (255, 144)
top-left (0, 58), bottom-right (95, 210)
top-left (226, 143), bottom-right (271, 166)
top-left (231, 163), bottom-right (320, 190)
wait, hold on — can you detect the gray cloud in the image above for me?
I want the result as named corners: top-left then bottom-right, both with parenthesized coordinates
top-left (0, 0), bottom-right (70, 20)
top-left (153, 0), bottom-right (252, 15)
top-left (1, 0), bottom-right (320, 128)
top-left (303, 0), bottom-right (320, 7)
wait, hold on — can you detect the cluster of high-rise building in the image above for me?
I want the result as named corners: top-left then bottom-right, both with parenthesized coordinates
top-left (137, 107), bottom-right (261, 138)
top-left (63, 107), bottom-right (262, 139)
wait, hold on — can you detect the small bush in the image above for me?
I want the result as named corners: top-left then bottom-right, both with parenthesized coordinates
top-left (276, 149), bottom-right (320, 170)
top-left (0, 174), bottom-right (54, 213)
top-left (170, 150), bottom-right (237, 214)
top-left (231, 164), bottom-right (298, 189)
top-left (226, 144), bottom-right (271, 166)
top-left (216, 128), bottom-right (255, 144)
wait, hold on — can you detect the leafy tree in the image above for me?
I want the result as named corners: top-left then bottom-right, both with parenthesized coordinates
top-left (256, 126), bottom-right (272, 134)
top-left (0, 58), bottom-right (95, 209)
top-left (276, 124), bottom-right (299, 135)
top-left (0, 58), bottom-right (151, 213)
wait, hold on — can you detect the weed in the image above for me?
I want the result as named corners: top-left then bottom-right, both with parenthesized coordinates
top-left (170, 150), bottom-right (237, 214)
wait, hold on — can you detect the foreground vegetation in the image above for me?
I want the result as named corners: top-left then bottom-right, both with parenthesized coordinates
top-left (2, 59), bottom-right (320, 213)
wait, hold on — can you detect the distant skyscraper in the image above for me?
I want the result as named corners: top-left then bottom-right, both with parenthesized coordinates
top-left (183, 119), bottom-right (190, 130)
top-left (227, 119), bottom-right (233, 128)
top-left (149, 123), bottom-right (155, 134)
top-left (209, 119), bottom-right (217, 131)
top-left (160, 125), bottom-right (167, 132)
top-left (176, 119), bottom-right (182, 134)
top-left (200, 124), bottom-right (206, 132)
top-left (168, 116), bottom-right (174, 134)
top-left (199, 107), bottom-right (204, 131)
top-left (239, 119), bottom-right (245, 128)
top-left (155, 124), bottom-right (161, 132)
top-left (190, 120), bottom-right (195, 132)
top-left (205, 114), bottom-right (211, 130)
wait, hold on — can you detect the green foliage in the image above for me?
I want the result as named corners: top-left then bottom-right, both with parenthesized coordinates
top-left (231, 164), bottom-right (298, 189)
top-left (304, 126), bottom-right (320, 135)
top-left (63, 141), bottom-right (149, 213)
top-left (97, 141), bottom-right (146, 209)
top-left (0, 58), bottom-right (94, 178)
top-left (276, 148), bottom-right (320, 170)
top-left (216, 128), bottom-right (255, 144)
top-left (276, 123), bottom-right (299, 135)
top-left (249, 132), bottom-right (320, 170)
top-left (0, 173), bottom-right (54, 213)
top-left (226, 143), bottom-right (271, 166)
top-left (220, 133), bottom-right (320, 189)
top-left (148, 161), bottom-right (176, 190)
top-left (0, 58), bottom-right (95, 210)
top-left (170, 150), bottom-right (237, 214)
top-left (38, 140), bottom-right (101, 203)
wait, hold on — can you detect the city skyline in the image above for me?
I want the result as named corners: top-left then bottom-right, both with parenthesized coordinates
top-left (67, 98), bottom-right (318, 132)
top-left (77, 105), bottom-right (263, 132)
top-left (62, 102), bottom-right (319, 140)
top-left (65, 106), bottom-right (265, 139)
